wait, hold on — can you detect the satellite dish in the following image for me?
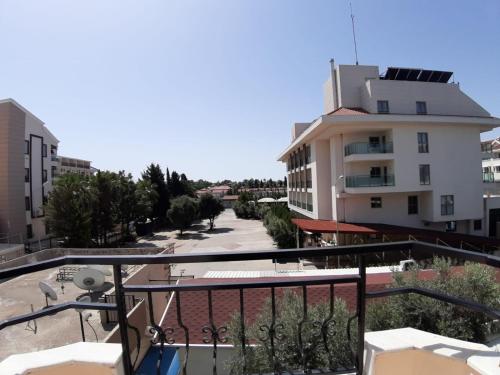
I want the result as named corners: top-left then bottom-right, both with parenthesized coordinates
top-left (39, 281), bottom-right (57, 307)
top-left (88, 265), bottom-right (112, 276)
top-left (76, 295), bottom-right (91, 313)
top-left (73, 269), bottom-right (105, 291)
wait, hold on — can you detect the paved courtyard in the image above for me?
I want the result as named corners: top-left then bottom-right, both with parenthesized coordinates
top-left (135, 209), bottom-right (300, 277)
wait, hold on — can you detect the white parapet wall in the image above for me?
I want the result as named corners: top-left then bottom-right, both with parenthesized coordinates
top-left (0, 342), bottom-right (124, 375)
top-left (364, 327), bottom-right (500, 375)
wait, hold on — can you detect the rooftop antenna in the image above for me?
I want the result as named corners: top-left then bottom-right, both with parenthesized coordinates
top-left (350, 2), bottom-right (359, 65)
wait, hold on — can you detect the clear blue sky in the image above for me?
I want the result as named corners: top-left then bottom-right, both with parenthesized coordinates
top-left (1, 0), bottom-right (499, 181)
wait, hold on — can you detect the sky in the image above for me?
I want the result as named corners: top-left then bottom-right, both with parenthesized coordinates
top-left (0, 0), bottom-right (499, 181)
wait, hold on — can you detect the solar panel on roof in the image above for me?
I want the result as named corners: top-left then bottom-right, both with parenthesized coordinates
top-left (382, 67), bottom-right (452, 83)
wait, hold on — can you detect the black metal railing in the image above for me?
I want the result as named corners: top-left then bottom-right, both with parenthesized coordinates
top-left (0, 241), bottom-right (499, 375)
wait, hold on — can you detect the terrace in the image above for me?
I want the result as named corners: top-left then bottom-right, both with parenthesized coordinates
top-left (0, 241), bottom-right (499, 375)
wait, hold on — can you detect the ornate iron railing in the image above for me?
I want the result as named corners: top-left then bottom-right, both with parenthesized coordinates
top-left (0, 241), bottom-right (499, 375)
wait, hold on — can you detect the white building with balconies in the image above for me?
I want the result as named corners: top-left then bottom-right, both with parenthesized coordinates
top-left (278, 62), bottom-right (500, 236)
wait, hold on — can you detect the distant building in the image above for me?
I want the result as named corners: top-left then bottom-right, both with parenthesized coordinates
top-left (278, 62), bottom-right (500, 238)
top-left (196, 185), bottom-right (231, 198)
top-left (0, 99), bottom-right (59, 241)
top-left (56, 156), bottom-right (93, 177)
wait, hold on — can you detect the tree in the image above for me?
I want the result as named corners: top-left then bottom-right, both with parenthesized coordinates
top-left (135, 179), bottom-right (158, 222)
top-left (45, 174), bottom-right (93, 247)
top-left (366, 258), bottom-right (500, 343)
top-left (198, 194), bottom-right (225, 230)
top-left (167, 195), bottom-right (198, 235)
top-left (115, 171), bottom-right (137, 237)
top-left (91, 171), bottom-right (118, 246)
top-left (142, 164), bottom-right (169, 222)
top-left (226, 291), bottom-right (354, 374)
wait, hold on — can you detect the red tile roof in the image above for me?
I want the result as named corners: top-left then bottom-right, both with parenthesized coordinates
top-left (222, 195), bottom-right (239, 201)
top-left (326, 107), bottom-right (369, 116)
top-left (292, 219), bottom-right (377, 234)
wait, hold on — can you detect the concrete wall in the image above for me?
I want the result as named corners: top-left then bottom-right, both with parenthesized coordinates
top-left (363, 79), bottom-right (490, 117)
top-left (0, 102), bottom-right (27, 239)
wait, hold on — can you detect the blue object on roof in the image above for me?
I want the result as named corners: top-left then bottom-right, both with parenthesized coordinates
top-left (135, 346), bottom-right (180, 375)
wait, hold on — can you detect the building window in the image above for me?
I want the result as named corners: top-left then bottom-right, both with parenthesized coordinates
top-left (418, 132), bottom-right (429, 153)
top-left (51, 166), bottom-right (57, 178)
top-left (305, 145), bottom-right (311, 164)
top-left (408, 195), bottom-right (418, 215)
top-left (42, 144), bottom-right (47, 157)
top-left (445, 221), bottom-right (457, 232)
top-left (441, 195), bottom-right (454, 216)
top-left (473, 219), bottom-right (482, 231)
top-left (377, 100), bottom-right (389, 114)
top-left (25, 197), bottom-right (30, 211)
top-left (26, 224), bottom-right (33, 239)
top-left (42, 169), bottom-right (48, 183)
top-left (24, 140), bottom-right (30, 154)
top-left (371, 197), bottom-right (382, 208)
top-left (419, 164), bottom-right (430, 185)
top-left (25, 168), bottom-right (30, 182)
top-left (416, 101), bottom-right (427, 115)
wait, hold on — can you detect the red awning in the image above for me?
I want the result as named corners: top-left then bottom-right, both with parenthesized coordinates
top-left (292, 219), bottom-right (377, 234)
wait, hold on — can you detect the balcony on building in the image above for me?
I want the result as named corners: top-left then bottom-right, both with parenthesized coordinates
top-left (1, 242), bottom-right (499, 375)
top-left (344, 132), bottom-right (394, 163)
top-left (345, 174), bottom-right (395, 188)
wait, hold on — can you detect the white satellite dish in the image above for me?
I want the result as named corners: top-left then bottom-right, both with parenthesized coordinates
top-left (76, 295), bottom-right (91, 313)
top-left (73, 269), bottom-right (105, 291)
top-left (88, 265), bottom-right (112, 276)
top-left (39, 281), bottom-right (57, 307)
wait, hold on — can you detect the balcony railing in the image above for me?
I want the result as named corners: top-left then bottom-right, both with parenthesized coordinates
top-left (483, 172), bottom-right (495, 183)
top-left (51, 155), bottom-right (59, 162)
top-left (1, 242), bottom-right (499, 375)
top-left (344, 142), bottom-right (393, 156)
top-left (345, 174), bottom-right (395, 188)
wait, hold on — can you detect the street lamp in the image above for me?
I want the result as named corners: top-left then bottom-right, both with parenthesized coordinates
top-left (335, 175), bottom-right (344, 246)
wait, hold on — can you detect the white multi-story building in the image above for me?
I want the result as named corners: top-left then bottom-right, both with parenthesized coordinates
top-left (278, 62), bottom-right (500, 237)
top-left (0, 99), bottom-right (59, 241)
top-left (56, 156), bottom-right (93, 177)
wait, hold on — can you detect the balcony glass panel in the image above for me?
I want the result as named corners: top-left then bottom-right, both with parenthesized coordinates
top-left (345, 142), bottom-right (393, 156)
top-left (345, 174), bottom-right (395, 187)
top-left (483, 172), bottom-right (494, 183)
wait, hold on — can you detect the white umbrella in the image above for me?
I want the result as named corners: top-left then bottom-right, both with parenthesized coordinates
top-left (257, 197), bottom-right (276, 203)
top-left (277, 196), bottom-right (288, 202)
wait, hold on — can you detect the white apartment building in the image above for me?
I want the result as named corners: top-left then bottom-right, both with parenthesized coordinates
top-left (57, 156), bottom-right (93, 177)
top-left (278, 62), bottom-right (500, 237)
top-left (0, 99), bottom-right (59, 241)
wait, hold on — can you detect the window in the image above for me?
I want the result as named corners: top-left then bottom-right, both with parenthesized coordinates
top-left (42, 169), bottom-right (48, 183)
top-left (42, 144), bottom-right (47, 157)
top-left (473, 219), bottom-right (482, 231)
top-left (25, 197), bottom-right (30, 211)
top-left (51, 166), bottom-right (57, 178)
top-left (445, 221), bottom-right (456, 232)
top-left (305, 145), bottom-right (311, 164)
top-left (416, 101), bottom-right (427, 115)
top-left (408, 195), bottom-right (418, 215)
top-left (441, 195), bottom-right (454, 216)
top-left (418, 132), bottom-right (429, 153)
top-left (26, 224), bottom-right (33, 239)
top-left (24, 140), bottom-right (30, 154)
top-left (25, 168), bottom-right (30, 182)
top-left (377, 100), bottom-right (389, 114)
top-left (371, 197), bottom-right (382, 208)
top-left (419, 164), bottom-right (430, 185)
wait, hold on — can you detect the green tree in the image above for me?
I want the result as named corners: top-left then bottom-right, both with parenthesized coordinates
top-left (90, 171), bottom-right (118, 246)
top-left (198, 193), bottom-right (225, 230)
top-left (115, 171), bottom-right (137, 237)
top-left (366, 258), bottom-right (500, 343)
top-left (167, 195), bottom-right (198, 235)
top-left (135, 179), bottom-right (158, 222)
top-left (45, 173), bottom-right (93, 247)
top-left (226, 291), bottom-right (354, 374)
top-left (142, 163), bottom-right (169, 222)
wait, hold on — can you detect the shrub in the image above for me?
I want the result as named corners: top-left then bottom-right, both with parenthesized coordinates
top-left (366, 257), bottom-right (500, 343)
top-left (226, 291), bottom-right (355, 374)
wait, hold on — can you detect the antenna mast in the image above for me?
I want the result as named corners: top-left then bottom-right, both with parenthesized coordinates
top-left (350, 2), bottom-right (359, 65)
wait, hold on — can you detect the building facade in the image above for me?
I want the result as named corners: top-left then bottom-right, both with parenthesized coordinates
top-left (57, 156), bottom-right (93, 177)
top-left (0, 99), bottom-right (59, 241)
top-left (278, 63), bottom-right (500, 236)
